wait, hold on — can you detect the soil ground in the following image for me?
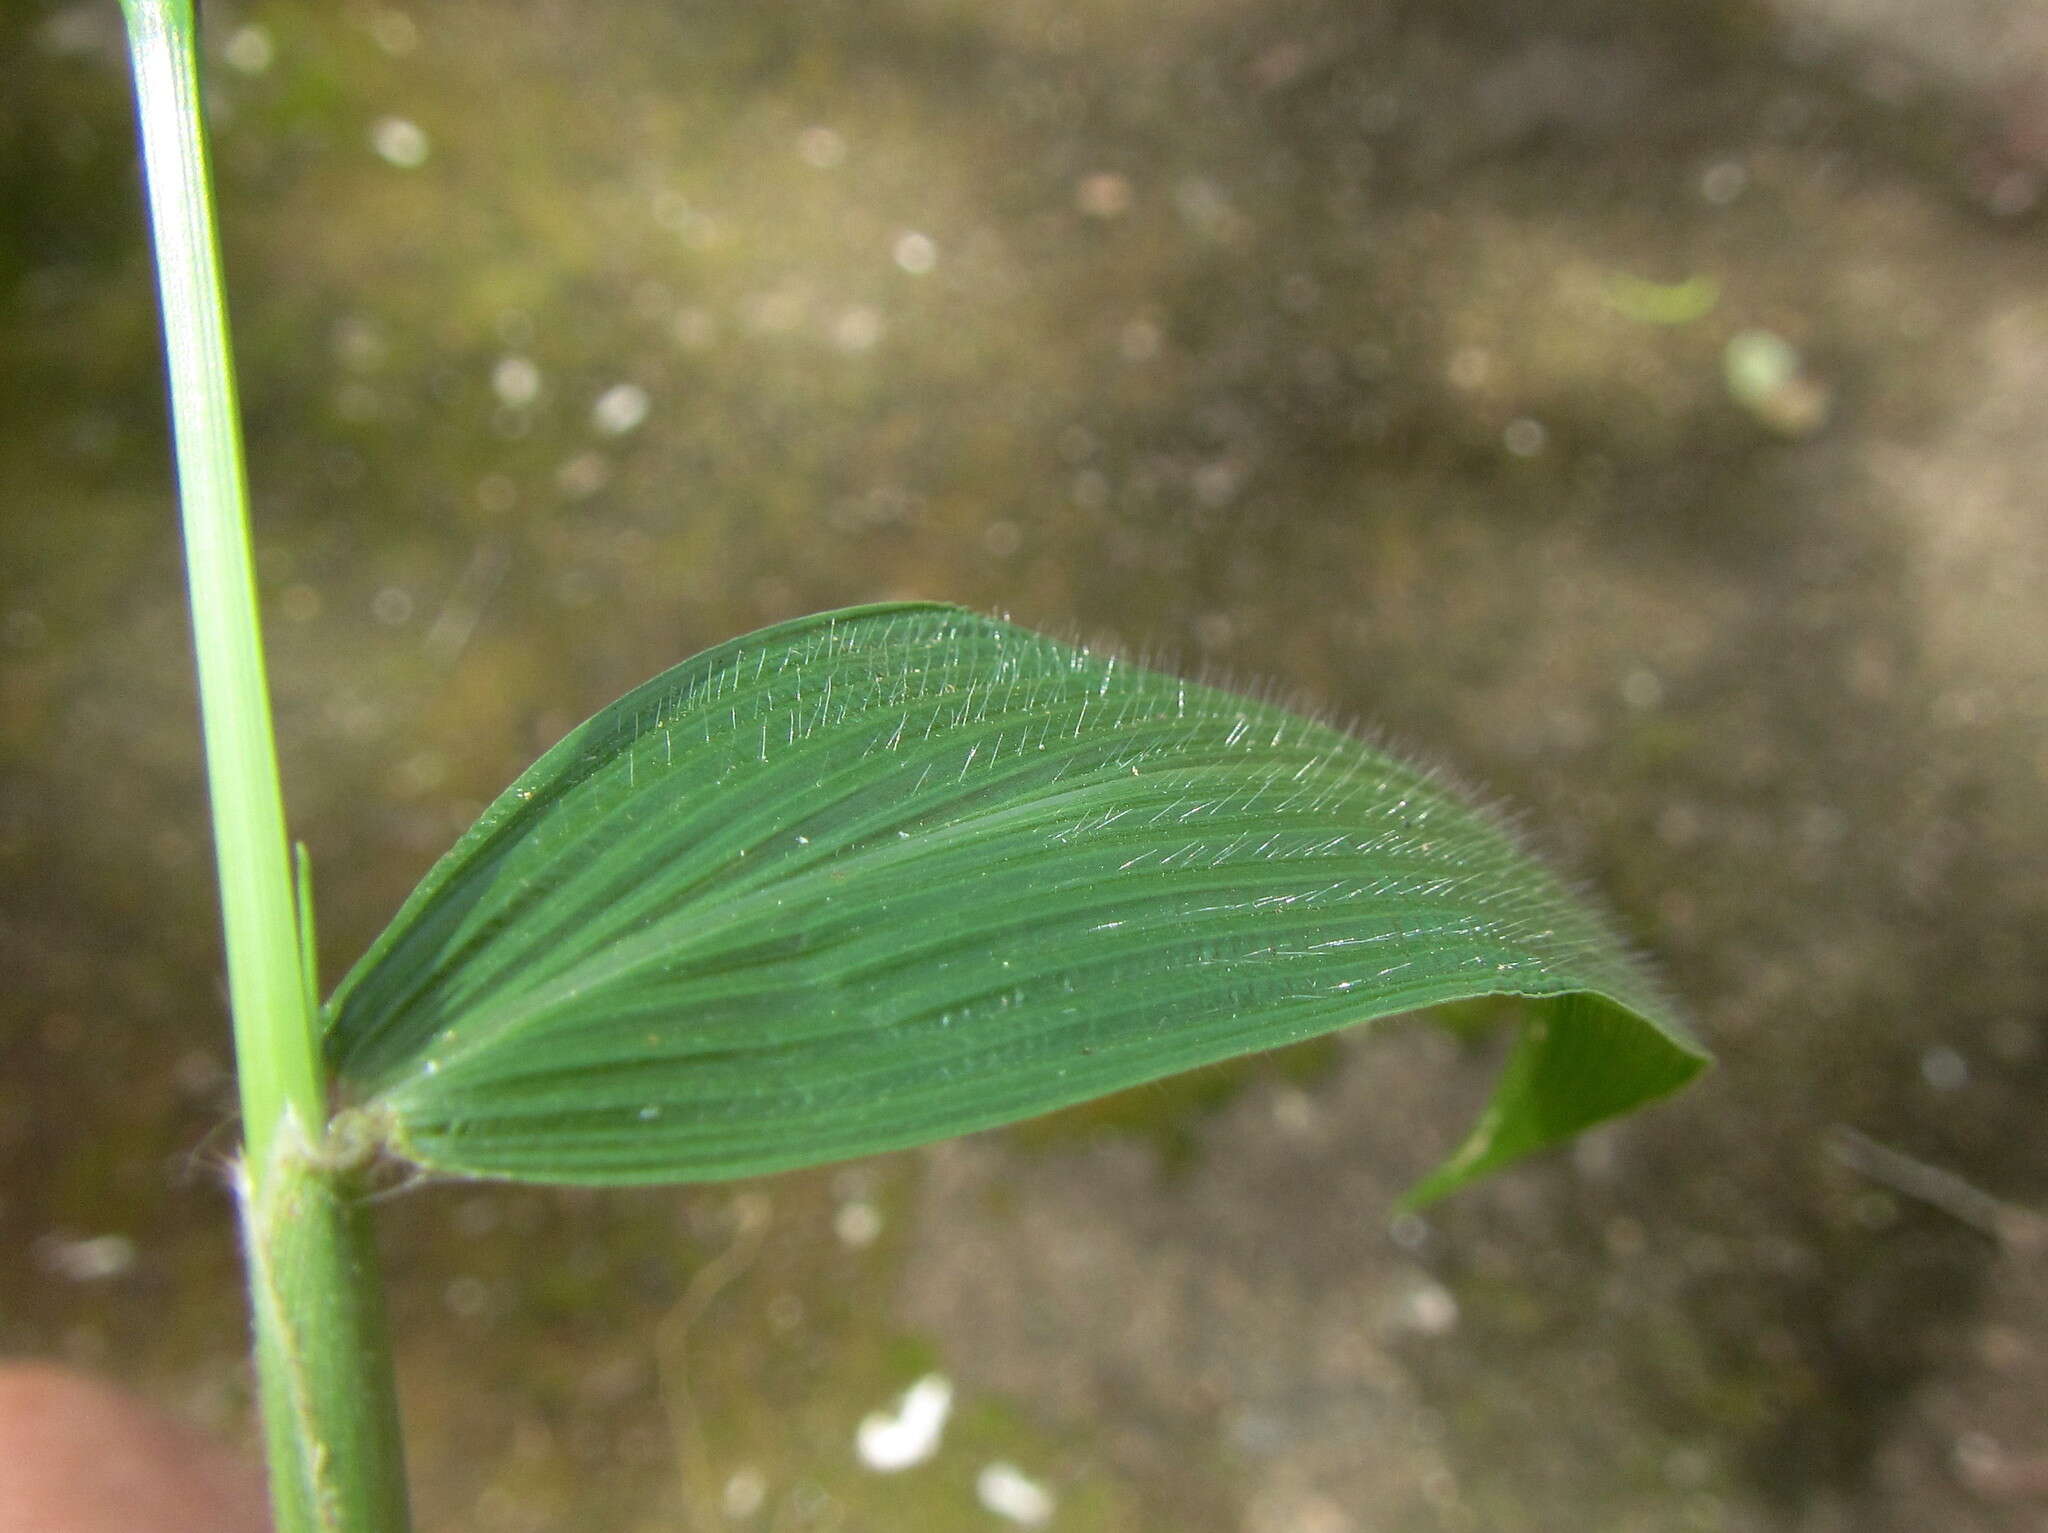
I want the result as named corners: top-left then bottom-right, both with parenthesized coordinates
top-left (3, 1), bottom-right (2044, 1528)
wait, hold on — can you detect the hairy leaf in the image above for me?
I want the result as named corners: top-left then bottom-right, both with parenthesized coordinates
top-left (325, 604), bottom-right (1705, 1202)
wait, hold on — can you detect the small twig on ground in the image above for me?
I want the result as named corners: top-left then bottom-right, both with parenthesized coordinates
top-left (1828, 1124), bottom-right (2046, 1252)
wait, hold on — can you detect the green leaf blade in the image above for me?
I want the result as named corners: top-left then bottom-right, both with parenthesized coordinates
top-left (326, 604), bottom-right (1706, 1199)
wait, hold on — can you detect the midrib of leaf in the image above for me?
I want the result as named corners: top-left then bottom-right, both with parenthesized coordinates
top-left (340, 746), bottom-right (1589, 1101)
top-left (379, 869), bottom-right (1520, 1098)
top-left (371, 854), bottom-right (1631, 1127)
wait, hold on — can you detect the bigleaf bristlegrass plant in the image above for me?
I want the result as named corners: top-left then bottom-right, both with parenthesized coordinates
top-left (115, 2), bottom-right (1708, 1527)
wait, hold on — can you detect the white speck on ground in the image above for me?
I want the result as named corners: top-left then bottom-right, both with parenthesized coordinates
top-left (369, 116), bottom-right (430, 168)
top-left (977, 1461), bottom-right (1057, 1526)
top-left (855, 1373), bottom-right (953, 1471)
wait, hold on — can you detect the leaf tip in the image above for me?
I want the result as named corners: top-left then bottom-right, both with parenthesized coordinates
top-left (1399, 990), bottom-right (1711, 1210)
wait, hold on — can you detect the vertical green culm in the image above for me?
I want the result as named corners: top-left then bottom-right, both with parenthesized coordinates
top-left (116, 2), bottom-right (412, 1528)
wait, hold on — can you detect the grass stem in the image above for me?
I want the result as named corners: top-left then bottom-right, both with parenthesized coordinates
top-left (117, 2), bottom-right (412, 1526)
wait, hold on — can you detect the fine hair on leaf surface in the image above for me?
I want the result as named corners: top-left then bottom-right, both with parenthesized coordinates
top-left (324, 603), bottom-right (1707, 1203)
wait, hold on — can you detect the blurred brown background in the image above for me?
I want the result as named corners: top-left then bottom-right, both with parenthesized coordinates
top-left (3, 1), bottom-right (2045, 1528)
